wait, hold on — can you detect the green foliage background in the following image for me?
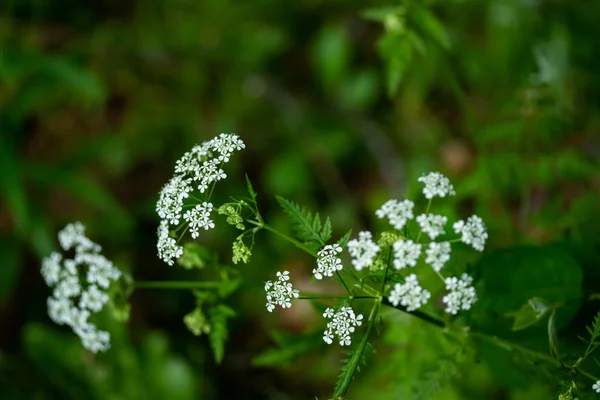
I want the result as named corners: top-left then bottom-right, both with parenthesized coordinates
top-left (1, 0), bottom-right (599, 398)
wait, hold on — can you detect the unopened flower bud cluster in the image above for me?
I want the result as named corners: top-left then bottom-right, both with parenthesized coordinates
top-left (156, 134), bottom-right (245, 265)
top-left (41, 222), bottom-right (121, 353)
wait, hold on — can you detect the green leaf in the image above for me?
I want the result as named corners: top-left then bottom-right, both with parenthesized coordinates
top-left (472, 246), bottom-right (583, 336)
top-left (361, 6), bottom-right (404, 23)
top-left (311, 23), bottom-right (351, 89)
top-left (245, 174), bottom-right (257, 203)
top-left (183, 307), bottom-right (211, 337)
top-left (410, 7), bottom-right (450, 50)
top-left (377, 32), bottom-right (413, 97)
top-left (177, 243), bottom-right (211, 270)
top-left (506, 297), bottom-right (552, 331)
top-left (412, 355), bottom-right (459, 400)
top-left (0, 235), bottom-right (22, 302)
top-left (548, 309), bottom-right (559, 359)
top-left (337, 229), bottom-right (352, 248)
top-left (276, 196), bottom-right (331, 245)
top-left (208, 304), bottom-right (236, 364)
top-left (252, 331), bottom-right (320, 367)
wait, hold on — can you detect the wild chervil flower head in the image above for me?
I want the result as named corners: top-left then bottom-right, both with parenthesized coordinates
top-left (416, 213), bottom-right (447, 240)
top-left (425, 242), bottom-right (451, 272)
top-left (592, 380), bottom-right (600, 393)
top-left (41, 222), bottom-right (121, 353)
top-left (314, 244), bottom-right (343, 280)
top-left (265, 270), bottom-right (300, 312)
top-left (376, 199), bottom-right (414, 230)
top-left (392, 239), bottom-right (422, 270)
top-left (453, 215), bottom-right (488, 251)
top-left (323, 307), bottom-right (364, 346)
top-left (442, 273), bottom-right (477, 314)
top-left (347, 231), bottom-right (380, 271)
top-left (388, 274), bottom-right (431, 311)
top-left (417, 171), bottom-right (455, 199)
top-left (156, 133), bottom-right (245, 265)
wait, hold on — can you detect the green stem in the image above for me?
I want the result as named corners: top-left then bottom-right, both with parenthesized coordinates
top-left (262, 224), bottom-right (317, 257)
top-left (336, 271), bottom-right (351, 294)
top-left (416, 198), bottom-right (432, 243)
top-left (134, 281), bottom-right (221, 290)
top-left (299, 294), bottom-right (347, 300)
top-left (333, 299), bottom-right (380, 398)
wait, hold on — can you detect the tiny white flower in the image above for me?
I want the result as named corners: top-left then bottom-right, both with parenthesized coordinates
top-left (314, 244), bottom-right (343, 280)
top-left (593, 380), bottom-right (600, 393)
top-left (42, 222), bottom-right (122, 353)
top-left (183, 202), bottom-right (215, 239)
top-left (453, 215), bottom-right (488, 251)
top-left (425, 242), bottom-right (451, 272)
top-left (322, 307), bottom-right (363, 346)
top-left (156, 175), bottom-right (192, 226)
top-left (157, 220), bottom-right (183, 266)
top-left (417, 172), bottom-right (455, 199)
top-left (442, 273), bottom-right (478, 314)
top-left (375, 199), bottom-right (415, 230)
top-left (80, 285), bottom-right (109, 312)
top-left (392, 240), bottom-right (422, 270)
top-left (388, 274), bottom-right (431, 311)
top-left (47, 297), bottom-right (74, 325)
top-left (41, 252), bottom-right (62, 286)
top-left (347, 231), bottom-right (380, 271)
top-left (416, 214), bottom-right (447, 240)
top-left (265, 270), bottom-right (300, 312)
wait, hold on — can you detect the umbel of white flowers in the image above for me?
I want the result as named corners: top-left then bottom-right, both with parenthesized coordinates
top-left (41, 222), bottom-right (121, 353)
top-left (156, 133), bottom-right (245, 266)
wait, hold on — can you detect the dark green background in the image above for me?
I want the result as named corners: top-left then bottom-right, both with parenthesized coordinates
top-left (1, 0), bottom-right (599, 398)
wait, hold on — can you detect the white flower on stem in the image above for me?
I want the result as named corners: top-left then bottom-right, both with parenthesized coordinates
top-left (593, 380), bottom-right (600, 393)
top-left (375, 199), bottom-right (415, 230)
top-left (211, 133), bottom-right (246, 162)
top-left (425, 242), bottom-right (451, 272)
top-left (265, 271), bottom-right (300, 312)
top-left (47, 297), bottom-right (74, 325)
top-left (183, 202), bottom-right (215, 239)
top-left (41, 252), bottom-right (62, 286)
top-left (156, 175), bottom-right (192, 226)
top-left (453, 215), bottom-right (488, 251)
top-left (416, 214), bottom-right (447, 240)
top-left (42, 222), bottom-right (122, 353)
top-left (314, 244), bottom-right (343, 280)
top-left (388, 274), bottom-right (431, 311)
top-left (417, 172), bottom-right (455, 199)
top-left (347, 231), bottom-right (380, 271)
top-left (392, 240), bottom-right (422, 270)
top-left (157, 220), bottom-right (183, 266)
top-left (322, 307), bottom-right (364, 346)
top-left (80, 285), bottom-right (109, 312)
top-left (442, 273), bottom-right (478, 315)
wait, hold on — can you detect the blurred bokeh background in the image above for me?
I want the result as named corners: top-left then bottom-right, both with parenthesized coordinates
top-left (1, 0), bottom-right (599, 399)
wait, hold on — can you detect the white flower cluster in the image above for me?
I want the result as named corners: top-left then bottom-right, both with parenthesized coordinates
top-left (416, 214), bottom-right (447, 240)
top-left (417, 171), bottom-right (455, 199)
top-left (442, 274), bottom-right (477, 314)
top-left (265, 271), bottom-right (300, 312)
top-left (388, 274), bottom-right (431, 312)
top-left (392, 240), bottom-right (422, 270)
top-left (593, 380), bottom-right (600, 393)
top-left (453, 215), bottom-right (488, 251)
top-left (156, 134), bottom-right (245, 265)
top-left (323, 307), bottom-right (364, 346)
top-left (347, 231), bottom-right (380, 271)
top-left (425, 242), bottom-right (451, 272)
top-left (314, 244), bottom-right (343, 280)
top-left (41, 222), bottom-right (121, 353)
top-left (375, 199), bottom-right (414, 230)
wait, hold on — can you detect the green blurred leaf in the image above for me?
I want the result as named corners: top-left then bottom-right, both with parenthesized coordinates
top-left (472, 246), bottom-right (583, 335)
top-left (208, 304), bottom-right (236, 364)
top-left (0, 235), bottom-right (22, 303)
top-left (411, 7), bottom-right (450, 50)
top-left (506, 297), bottom-right (552, 331)
top-left (312, 24), bottom-right (351, 90)
top-left (377, 32), bottom-right (413, 96)
top-left (548, 309), bottom-right (559, 359)
top-left (0, 135), bottom-right (29, 235)
top-left (177, 243), bottom-right (211, 270)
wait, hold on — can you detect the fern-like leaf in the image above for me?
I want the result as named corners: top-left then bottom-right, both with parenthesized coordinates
top-left (208, 304), bottom-right (236, 364)
top-left (411, 356), bottom-right (458, 400)
top-left (276, 196), bottom-right (332, 245)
